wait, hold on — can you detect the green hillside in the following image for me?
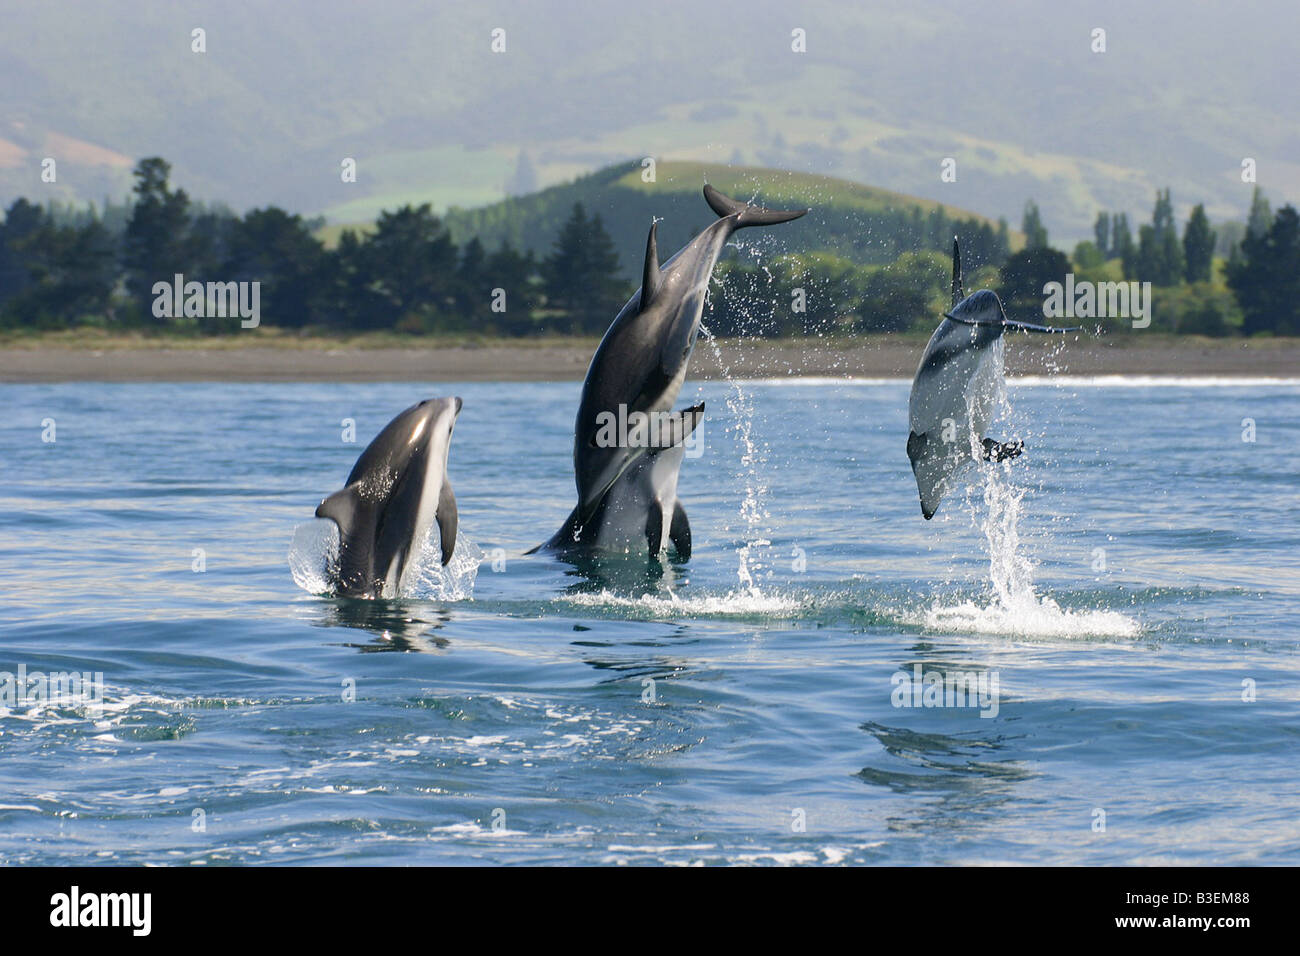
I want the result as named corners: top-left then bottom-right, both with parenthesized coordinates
top-left (437, 161), bottom-right (1019, 281)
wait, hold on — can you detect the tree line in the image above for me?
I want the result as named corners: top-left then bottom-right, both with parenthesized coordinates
top-left (0, 157), bottom-right (622, 336)
top-left (1, 157), bottom-right (1297, 337)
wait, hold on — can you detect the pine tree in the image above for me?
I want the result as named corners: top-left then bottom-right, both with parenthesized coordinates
top-left (1226, 205), bottom-right (1300, 335)
top-left (1246, 186), bottom-right (1272, 239)
top-left (1113, 214), bottom-right (1136, 278)
top-left (1134, 189), bottom-right (1184, 286)
top-left (1182, 204), bottom-right (1216, 283)
top-left (1093, 212), bottom-right (1111, 259)
top-left (1021, 201), bottom-right (1048, 250)
top-left (123, 157), bottom-right (193, 322)
top-left (543, 203), bottom-right (627, 334)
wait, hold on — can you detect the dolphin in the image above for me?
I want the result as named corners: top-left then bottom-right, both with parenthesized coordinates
top-left (315, 397), bottom-right (462, 598)
top-left (906, 239), bottom-right (1078, 519)
top-left (532, 185), bottom-right (807, 558)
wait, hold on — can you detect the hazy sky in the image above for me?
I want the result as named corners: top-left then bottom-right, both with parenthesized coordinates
top-left (2, 0), bottom-right (1297, 237)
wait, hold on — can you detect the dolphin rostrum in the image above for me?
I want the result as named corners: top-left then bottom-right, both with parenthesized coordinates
top-left (532, 185), bottom-right (808, 558)
top-left (906, 239), bottom-right (1078, 519)
top-left (315, 397), bottom-right (462, 597)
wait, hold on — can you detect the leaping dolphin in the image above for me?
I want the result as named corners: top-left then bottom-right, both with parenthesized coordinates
top-left (532, 185), bottom-right (808, 558)
top-left (906, 240), bottom-right (1078, 520)
top-left (315, 397), bottom-right (461, 597)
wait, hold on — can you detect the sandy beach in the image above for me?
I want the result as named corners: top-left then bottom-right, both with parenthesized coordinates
top-left (1, 334), bottom-right (1296, 382)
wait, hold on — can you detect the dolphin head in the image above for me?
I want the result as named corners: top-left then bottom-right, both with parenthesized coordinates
top-left (342, 396), bottom-right (460, 485)
top-left (317, 396), bottom-right (462, 597)
top-left (943, 289), bottom-right (1011, 348)
top-left (943, 288), bottom-right (1081, 337)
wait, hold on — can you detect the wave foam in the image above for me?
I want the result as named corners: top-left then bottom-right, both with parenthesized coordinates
top-left (921, 595), bottom-right (1140, 639)
top-left (563, 588), bottom-right (803, 617)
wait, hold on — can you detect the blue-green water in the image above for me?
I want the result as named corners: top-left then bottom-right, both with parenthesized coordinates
top-left (2, 374), bottom-right (1298, 865)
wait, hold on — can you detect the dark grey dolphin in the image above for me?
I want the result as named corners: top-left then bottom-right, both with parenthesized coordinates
top-left (906, 240), bottom-right (1078, 519)
top-left (315, 397), bottom-right (461, 597)
top-left (532, 185), bottom-right (807, 558)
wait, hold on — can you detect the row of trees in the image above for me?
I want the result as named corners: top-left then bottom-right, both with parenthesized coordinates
top-left (2, 158), bottom-right (1298, 337)
top-left (0, 158), bottom-right (636, 335)
top-left (708, 188), bottom-right (1300, 338)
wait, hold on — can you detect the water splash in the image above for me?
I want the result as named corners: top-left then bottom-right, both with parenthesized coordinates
top-left (700, 326), bottom-right (773, 598)
top-left (289, 519), bottom-right (481, 600)
top-left (922, 371), bottom-right (1140, 639)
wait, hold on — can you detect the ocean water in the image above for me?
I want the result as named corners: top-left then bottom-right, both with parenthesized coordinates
top-left (2, 371), bottom-right (1298, 865)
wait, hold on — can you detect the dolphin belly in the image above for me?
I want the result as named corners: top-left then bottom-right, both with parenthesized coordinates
top-left (907, 330), bottom-right (1004, 518)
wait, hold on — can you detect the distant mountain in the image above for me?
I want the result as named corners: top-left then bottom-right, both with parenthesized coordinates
top-left (2, 0), bottom-right (1297, 238)
top-left (439, 160), bottom-right (1017, 281)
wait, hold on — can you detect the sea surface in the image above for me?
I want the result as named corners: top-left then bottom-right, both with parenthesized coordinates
top-left (2, 368), bottom-right (1298, 865)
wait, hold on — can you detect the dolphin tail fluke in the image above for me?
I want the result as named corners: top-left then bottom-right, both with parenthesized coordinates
top-left (951, 237), bottom-right (963, 307)
top-left (702, 184), bottom-right (808, 230)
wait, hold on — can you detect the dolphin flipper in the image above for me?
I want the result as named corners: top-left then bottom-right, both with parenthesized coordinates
top-left (653, 401), bottom-right (705, 448)
top-left (317, 483), bottom-right (362, 530)
top-left (702, 184), bottom-right (808, 229)
top-left (436, 480), bottom-right (458, 565)
top-left (669, 501), bottom-right (691, 560)
top-left (646, 506), bottom-right (664, 559)
top-left (981, 438), bottom-right (1024, 463)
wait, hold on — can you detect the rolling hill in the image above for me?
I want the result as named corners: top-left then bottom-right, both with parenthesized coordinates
top-left (437, 160), bottom-right (1019, 281)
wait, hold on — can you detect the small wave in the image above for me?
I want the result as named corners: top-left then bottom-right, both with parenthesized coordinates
top-left (563, 588), bottom-right (804, 617)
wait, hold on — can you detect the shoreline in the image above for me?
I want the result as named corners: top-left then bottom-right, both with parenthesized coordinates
top-left (1, 335), bottom-right (1296, 382)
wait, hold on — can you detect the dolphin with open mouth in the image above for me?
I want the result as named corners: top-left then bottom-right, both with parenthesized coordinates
top-left (315, 397), bottom-right (462, 597)
top-left (532, 185), bottom-right (807, 558)
top-left (906, 240), bottom-right (1079, 519)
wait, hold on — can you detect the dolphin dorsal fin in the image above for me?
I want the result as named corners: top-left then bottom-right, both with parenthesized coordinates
top-left (316, 483), bottom-right (362, 532)
top-left (951, 237), bottom-right (963, 307)
top-left (641, 221), bottom-right (661, 307)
